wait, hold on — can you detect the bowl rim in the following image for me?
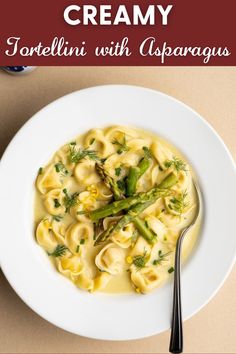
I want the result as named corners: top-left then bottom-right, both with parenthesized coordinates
top-left (0, 84), bottom-right (236, 340)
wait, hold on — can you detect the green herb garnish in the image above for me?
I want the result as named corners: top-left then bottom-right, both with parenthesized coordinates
top-left (153, 250), bottom-right (172, 266)
top-left (52, 215), bottom-right (63, 222)
top-left (142, 146), bottom-right (152, 159)
top-left (54, 199), bottom-right (61, 208)
top-left (115, 167), bottom-right (121, 176)
top-left (76, 245), bottom-right (80, 253)
top-left (76, 210), bottom-right (86, 215)
top-left (48, 245), bottom-right (68, 257)
top-left (55, 161), bottom-right (69, 176)
top-left (168, 190), bottom-right (189, 214)
top-left (80, 238), bottom-right (85, 245)
top-left (117, 179), bottom-right (126, 193)
top-left (112, 134), bottom-right (130, 154)
top-left (168, 267), bottom-right (175, 274)
top-left (38, 167), bottom-right (43, 175)
top-left (63, 188), bottom-right (79, 212)
top-left (69, 145), bottom-right (99, 164)
top-left (164, 156), bottom-right (187, 172)
top-left (133, 249), bottom-right (148, 270)
top-left (90, 138), bottom-right (95, 145)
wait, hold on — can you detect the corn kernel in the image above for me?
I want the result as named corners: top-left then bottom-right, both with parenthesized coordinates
top-left (126, 256), bottom-right (133, 264)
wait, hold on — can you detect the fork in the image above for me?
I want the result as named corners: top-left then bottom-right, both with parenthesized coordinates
top-left (169, 180), bottom-right (201, 353)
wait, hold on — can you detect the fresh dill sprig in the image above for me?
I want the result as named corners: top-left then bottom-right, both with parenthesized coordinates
top-left (63, 188), bottom-right (79, 212)
top-left (133, 249), bottom-right (148, 270)
top-left (55, 161), bottom-right (69, 176)
top-left (153, 250), bottom-right (172, 266)
top-left (47, 244), bottom-right (68, 257)
top-left (112, 134), bottom-right (130, 154)
top-left (69, 145), bottom-right (99, 164)
top-left (168, 190), bottom-right (189, 214)
top-left (164, 156), bottom-right (187, 172)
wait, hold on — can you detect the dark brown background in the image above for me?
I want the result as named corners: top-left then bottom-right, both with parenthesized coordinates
top-left (0, 0), bottom-right (235, 65)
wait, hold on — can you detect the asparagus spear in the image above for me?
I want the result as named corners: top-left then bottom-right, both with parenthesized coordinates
top-left (132, 173), bottom-right (178, 242)
top-left (93, 172), bottom-right (178, 245)
top-left (90, 172), bottom-right (177, 221)
top-left (94, 201), bottom-right (154, 245)
top-left (126, 147), bottom-right (151, 196)
top-left (158, 172), bottom-right (178, 189)
top-left (90, 187), bottom-right (169, 221)
top-left (96, 163), bottom-right (124, 200)
top-left (133, 217), bottom-right (157, 245)
top-left (126, 167), bottom-right (140, 197)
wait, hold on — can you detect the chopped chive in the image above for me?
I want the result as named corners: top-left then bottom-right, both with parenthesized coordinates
top-left (38, 167), bottom-right (43, 175)
top-left (76, 245), bottom-right (80, 253)
top-left (70, 141), bottom-right (76, 145)
top-left (76, 210), bottom-right (85, 215)
top-left (47, 245), bottom-right (67, 257)
top-left (168, 267), bottom-right (175, 274)
top-left (54, 199), bottom-right (61, 208)
top-left (52, 215), bottom-right (63, 222)
top-left (90, 138), bottom-right (95, 145)
top-left (115, 167), bottom-right (121, 176)
top-left (144, 220), bottom-right (149, 228)
top-left (54, 161), bottom-right (69, 176)
top-left (80, 238), bottom-right (85, 245)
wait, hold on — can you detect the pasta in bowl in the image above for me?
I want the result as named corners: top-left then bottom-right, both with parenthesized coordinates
top-left (35, 125), bottom-right (200, 294)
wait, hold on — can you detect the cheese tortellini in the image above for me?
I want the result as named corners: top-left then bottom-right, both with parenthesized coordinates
top-left (35, 125), bottom-right (199, 294)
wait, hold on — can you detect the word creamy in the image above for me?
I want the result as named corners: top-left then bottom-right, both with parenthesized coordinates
top-left (64, 4), bottom-right (173, 26)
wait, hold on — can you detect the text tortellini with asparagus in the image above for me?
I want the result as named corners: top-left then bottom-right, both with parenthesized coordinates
top-left (35, 125), bottom-right (198, 294)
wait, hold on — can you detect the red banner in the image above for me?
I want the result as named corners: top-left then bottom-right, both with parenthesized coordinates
top-left (0, 0), bottom-right (235, 65)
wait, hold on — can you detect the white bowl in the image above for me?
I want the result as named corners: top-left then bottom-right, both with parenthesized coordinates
top-left (0, 85), bottom-right (235, 340)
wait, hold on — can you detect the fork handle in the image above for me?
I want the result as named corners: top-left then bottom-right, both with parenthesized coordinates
top-left (169, 233), bottom-right (185, 353)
